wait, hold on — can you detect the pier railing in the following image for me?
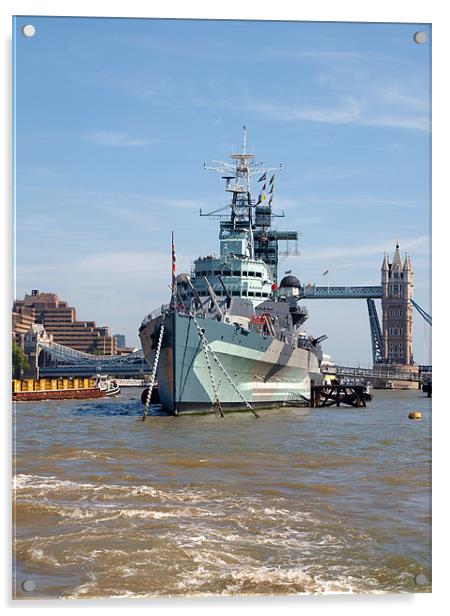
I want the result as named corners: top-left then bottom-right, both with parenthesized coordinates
top-left (326, 364), bottom-right (421, 382)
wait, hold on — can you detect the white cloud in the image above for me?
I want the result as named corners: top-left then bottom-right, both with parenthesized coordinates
top-left (297, 194), bottom-right (425, 209)
top-left (19, 185), bottom-right (209, 213)
top-left (241, 96), bottom-right (362, 125)
top-left (237, 95), bottom-right (429, 132)
top-left (83, 131), bottom-right (158, 147)
top-left (298, 235), bottom-right (430, 261)
top-left (16, 251), bottom-right (193, 346)
top-left (17, 251), bottom-right (190, 282)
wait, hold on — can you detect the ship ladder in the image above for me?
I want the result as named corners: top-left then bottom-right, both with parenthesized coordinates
top-left (192, 315), bottom-right (259, 418)
top-left (263, 314), bottom-right (276, 338)
top-left (142, 324), bottom-right (165, 421)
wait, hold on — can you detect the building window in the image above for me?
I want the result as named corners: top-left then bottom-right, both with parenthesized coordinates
top-left (389, 327), bottom-right (404, 336)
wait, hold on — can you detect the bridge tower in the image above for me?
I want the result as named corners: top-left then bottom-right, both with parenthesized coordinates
top-left (381, 244), bottom-right (414, 365)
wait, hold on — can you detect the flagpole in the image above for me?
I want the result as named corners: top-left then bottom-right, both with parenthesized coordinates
top-left (171, 231), bottom-right (176, 308)
top-left (322, 269), bottom-right (330, 294)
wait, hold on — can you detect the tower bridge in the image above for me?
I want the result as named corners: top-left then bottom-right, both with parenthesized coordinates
top-left (296, 243), bottom-right (431, 369)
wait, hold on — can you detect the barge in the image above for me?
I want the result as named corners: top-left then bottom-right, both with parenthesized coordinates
top-left (12, 375), bottom-right (120, 401)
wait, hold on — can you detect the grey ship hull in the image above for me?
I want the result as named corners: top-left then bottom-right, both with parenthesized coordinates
top-left (140, 312), bottom-right (321, 414)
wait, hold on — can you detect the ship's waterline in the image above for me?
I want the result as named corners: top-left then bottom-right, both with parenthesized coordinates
top-left (13, 389), bottom-right (431, 598)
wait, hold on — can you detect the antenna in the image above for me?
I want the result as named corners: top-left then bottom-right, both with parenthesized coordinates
top-left (243, 125), bottom-right (247, 155)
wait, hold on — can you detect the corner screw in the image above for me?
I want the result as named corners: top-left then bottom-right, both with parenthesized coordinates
top-left (21, 579), bottom-right (36, 592)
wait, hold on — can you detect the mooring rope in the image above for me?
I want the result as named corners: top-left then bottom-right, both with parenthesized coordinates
top-left (142, 323), bottom-right (165, 421)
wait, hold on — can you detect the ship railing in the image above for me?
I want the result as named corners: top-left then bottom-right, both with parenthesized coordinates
top-left (142, 305), bottom-right (171, 325)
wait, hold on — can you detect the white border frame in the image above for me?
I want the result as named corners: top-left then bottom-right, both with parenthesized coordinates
top-left (2, 2), bottom-right (445, 614)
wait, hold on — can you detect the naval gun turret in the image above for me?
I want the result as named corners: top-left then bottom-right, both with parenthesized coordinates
top-left (276, 274), bottom-right (308, 326)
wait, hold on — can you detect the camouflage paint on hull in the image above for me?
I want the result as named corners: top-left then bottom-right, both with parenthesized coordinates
top-left (140, 312), bottom-right (322, 414)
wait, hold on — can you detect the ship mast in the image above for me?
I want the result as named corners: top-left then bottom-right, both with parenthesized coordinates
top-left (203, 127), bottom-right (274, 256)
top-left (202, 127), bottom-right (296, 279)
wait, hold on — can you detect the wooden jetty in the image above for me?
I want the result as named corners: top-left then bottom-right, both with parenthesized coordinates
top-left (311, 383), bottom-right (370, 408)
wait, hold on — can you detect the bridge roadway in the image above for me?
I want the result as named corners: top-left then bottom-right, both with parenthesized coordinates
top-left (300, 285), bottom-right (382, 299)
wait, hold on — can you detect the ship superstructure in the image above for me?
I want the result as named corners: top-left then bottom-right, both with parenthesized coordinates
top-left (139, 128), bottom-right (325, 414)
top-left (191, 127), bottom-right (298, 302)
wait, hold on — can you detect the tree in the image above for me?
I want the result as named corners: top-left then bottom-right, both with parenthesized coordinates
top-left (12, 341), bottom-right (29, 379)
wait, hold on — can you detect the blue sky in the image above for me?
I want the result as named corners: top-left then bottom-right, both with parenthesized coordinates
top-left (13, 17), bottom-right (431, 364)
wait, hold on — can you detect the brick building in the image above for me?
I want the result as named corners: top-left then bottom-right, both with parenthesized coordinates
top-left (12, 290), bottom-right (117, 355)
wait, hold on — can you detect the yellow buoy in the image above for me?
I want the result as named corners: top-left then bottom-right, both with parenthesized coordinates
top-left (409, 411), bottom-right (422, 420)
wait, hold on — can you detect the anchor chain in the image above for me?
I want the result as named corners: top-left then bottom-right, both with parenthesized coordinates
top-left (192, 315), bottom-right (259, 418)
top-left (198, 331), bottom-right (224, 417)
top-left (143, 323), bottom-right (165, 421)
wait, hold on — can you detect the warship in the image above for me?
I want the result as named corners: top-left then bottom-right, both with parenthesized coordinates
top-left (139, 128), bottom-right (326, 415)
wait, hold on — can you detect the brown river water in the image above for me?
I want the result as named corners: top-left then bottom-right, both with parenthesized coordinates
top-left (12, 388), bottom-right (431, 598)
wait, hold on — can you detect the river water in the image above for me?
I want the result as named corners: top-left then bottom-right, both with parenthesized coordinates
top-left (13, 388), bottom-right (431, 598)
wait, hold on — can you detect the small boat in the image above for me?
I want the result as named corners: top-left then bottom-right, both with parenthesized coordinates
top-left (12, 375), bottom-right (120, 401)
top-left (363, 382), bottom-right (373, 401)
top-left (95, 375), bottom-right (121, 397)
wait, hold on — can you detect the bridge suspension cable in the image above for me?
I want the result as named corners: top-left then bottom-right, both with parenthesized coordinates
top-left (411, 299), bottom-right (432, 326)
